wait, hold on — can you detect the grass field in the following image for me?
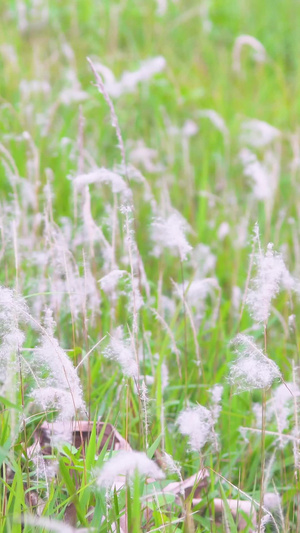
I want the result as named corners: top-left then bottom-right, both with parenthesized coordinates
top-left (1, 1), bottom-right (300, 531)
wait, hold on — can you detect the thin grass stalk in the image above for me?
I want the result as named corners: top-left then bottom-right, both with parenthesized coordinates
top-left (180, 258), bottom-right (189, 402)
top-left (258, 322), bottom-right (268, 530)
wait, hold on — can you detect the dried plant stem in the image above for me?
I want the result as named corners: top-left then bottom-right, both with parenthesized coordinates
top-left (258, 323), bottom-right (268, 530)
top-left (237, 232), bottom-right (257, 327)
top-left (180, 258), bottom-right (189, 400)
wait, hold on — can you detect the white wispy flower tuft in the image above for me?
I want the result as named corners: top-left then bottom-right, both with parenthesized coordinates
top-left (177, 405), bottom-right (214, 452)
top-left (239, 119), bottom-right (280, 148)
top-left (266, 382), bottom-right (300, 448)
top-left (161, 451), bottom-right (182, 479)
top-left (0, 287), bottom-right (28, 392)
top-left (94, 57), bottom-right (166, 98)
top-left (161, 362), bottom-right (169, 391)
top-left (239, 148), bottom-right (273, 200)
top-left (246, 243), bottom-right (295, 323)
top-left (181, 277), bottom-right (221, 328)
top-left (128, 139), bottom-right (165, 173)
top-left (104, 326), bottom-right (138, 379)
top-left (34, 309), bottom-right (85, 419)
top-left (32, 387), bottom-right (78, 421)
top-left (198, 109), bottom-right (229, 140)
top-left (98, 270), bottom-right (129, 294)
top-left (20, 79), bottom-right (51, 99)
top-left (232, 35), bottom-right (266, 73)
top-left (228, 334), bottom-right (281, 392)
top-left (209, 384), bottom-right (223, 422)
top-left (288, 314), bottom-right (296, 330)
top-left (151, 213), bottom-right (192, 261)
top-left (59, 88), bottom-right (89, 105)
top-left (22, 515), bottom-right (89, 533)
top-left (217, 221), bottom-right (230, 240)
top-left (73, 168), bottom-right (129, 196)
top-left (182, 119), bottom-right (199, 137)
top-left (96, 450), bottom-right (165, 489)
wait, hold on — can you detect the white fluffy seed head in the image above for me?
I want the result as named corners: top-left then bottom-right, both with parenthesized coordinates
top-left (32, 387), bottom-right (78, 421)
top-left (177, 405), bottom-right (213, 452)
top-left (98, 270), bottom-right (128, 294)
top-left (34, 310), bottom-right (85, 419)
top-left (239, 148), bottom-right (273, 200)
top-left (228, 334), bottom-right (281, 392)
top-left (161, 451), bottom-right (182, 479)
top-left (246, 243), bottom-right (295, 324)
top-left (73, 168), bottom-right (130, 196)
top-left (233, 35), bottom-right (266, 74)
top-left (96, 450), bottom-right (165, 489)
top-left (94, 56), bottom-right (166, 98)
top-left (104, 327), bottom-right (138, 379)
top-left (151, 213), bottom-right (192, 261)
top-left (267, 382), bottom-right (300, 446)
top-left (0, 286), bottom-right (28, 392)
top-left (239, 119), bottom-right (280, 148)
top-left (209, 384), bottom-right (223, 422)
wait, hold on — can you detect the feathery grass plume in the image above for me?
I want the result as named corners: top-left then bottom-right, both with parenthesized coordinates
top-left (232, 35), bottom-right (266, 74)
top-left (239, 119), bottom-right (280, 148)
top-left (99, 269), bottom-right (129, 295)
top-left (190, 243), bottom-right (216, 277)
top-left (32, 387), bottom-right (81, 421)
top-left (139, 378), bottom-right (150, 448)
top-left (96, 450), bottom-right (165, 489)
top-left (22, 515), bottom-right (91, 533)
top-left (104, 326), bottom-right (138, 379)
top-left (128, 139), bottom-right (165, 173)
top-left (246, 242), bottom-right (296, 324)
top-left (239, 148), bottom-right (273, 201)
top-left (198, 109), bottom-right (229, 144)
top-left (151, 213), bottom-right (192, 261)
top-left (92, 56), bottom-right (166, 98)
top-left (228, 334), bottom-right (281, 392)
top-left (73, 168), bottom-right (130, 196)
top-left (177, 405), bottom-right (214, 452)
top-left (120, 204), bottom-right (144, 335)
top-left (181, 277), bottom-right (221, 328)
top-left (217, 221), bottom-right (230, 240)
top-left (59, 88), bottom-right (89, 105)
top-left (116, 162), bottom-right (157, 209)
top-left (0, 286), bottom-right (27, 394)
top-left (33, 309), bottom-right (85, 419)
top-left (161, 451), bottom-right (182, 480)
top-left (267, 382), bottom-right (299, 448)
top-left (209, 384), bottom-right (223, 423)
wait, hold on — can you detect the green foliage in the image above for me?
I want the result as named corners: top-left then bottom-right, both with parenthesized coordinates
top-left (0, 0), bottom-right (300, 531)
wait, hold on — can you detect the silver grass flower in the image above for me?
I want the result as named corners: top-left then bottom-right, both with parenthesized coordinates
top-left (232, 35), bottom-right (266, 74)
top-left (0, 286), bottom-right (27, 393)
top-left (104, 326), bottom-right (138, 379)
top-left (239, 119), bottom-right (280, 148)
top-left (34, 309), bottom-right (85, 418)
top-left (246, 243), bottom-right (295, 324)
top-left (92, 56), bottom-right (166, 99)
top-left (96, 450), bottom-right (165, 489)
top-left (73, 168), bottom-right (129, 196)
top-left (151, 213), bottom-right (192, 261)
top-left (228, 334), bottom-right (281, 392)
top-left (177, 405), bottom-right (214, 452)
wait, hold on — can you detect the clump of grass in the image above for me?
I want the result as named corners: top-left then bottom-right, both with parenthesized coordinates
top-left (1, 1), bottom-right (300, 531)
